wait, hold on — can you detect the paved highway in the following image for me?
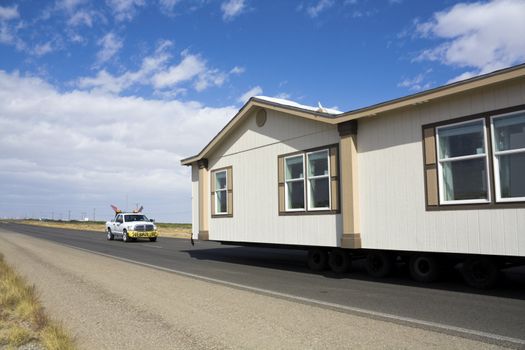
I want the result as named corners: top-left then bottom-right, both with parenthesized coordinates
top-left (1, 222), bottom-right (524, 346)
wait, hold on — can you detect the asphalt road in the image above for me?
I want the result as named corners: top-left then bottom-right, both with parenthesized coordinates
top-left (1, 222), bottom-right (524, 345)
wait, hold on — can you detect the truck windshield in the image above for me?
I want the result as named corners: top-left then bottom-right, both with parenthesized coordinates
top-left (124, 215), bottom-right (149, 222)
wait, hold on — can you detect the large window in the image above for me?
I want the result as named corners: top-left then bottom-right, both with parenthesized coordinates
top-left (282, 147), bottom-right (334, 212)
top-left (424, 107), bottom-right (525, 209)
top-left (436, 119), bottom-right (490, 204)
top-left (492, 111), bottom-right (525, 202)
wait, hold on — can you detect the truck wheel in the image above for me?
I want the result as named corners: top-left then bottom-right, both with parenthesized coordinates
top-left (149, 237), bottom-right (157, 242)
top-left (122, 230), bottom-right (129, 243)
top-left (106, 228), bottom-right (114, 241)
top-left (328, 249), bottom-right (351, 273)
top-left (365, 251), bottom-right (394, 278)
top-left (461, 256), bottom-right (499, 289)
top-left (409, 254), bottom-right (440, 282)
top-left (307, 248), bottom-right (328, 271)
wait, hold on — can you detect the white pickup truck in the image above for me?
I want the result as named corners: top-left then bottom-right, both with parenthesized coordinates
top-left (106, 213), bottom-right (158, 242)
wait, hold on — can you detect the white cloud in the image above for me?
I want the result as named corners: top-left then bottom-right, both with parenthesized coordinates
top-left (57, 0), bottom-right (87, 12)
top-left (0, 70), bottom-right (236, 221)
top-left (397, 69), bottom-right (432, 91)
top-left (238, 86), bottom-right (262, 103)
top-left (230, 66), bottom-right (245, 75)
top-left (0, 5), bottom-right (19, 21)
top-left (153, 54), bottom-right (206, 88)
top-left (0, 5), bottom-right (22, 48)
top-left (68, 10), bottom-right (94, 27)
top-left (274, 92), bottom-right (291, 100)
top-left (106, 0), bottom-right (145, 21)
top-left (78, 42), bottom-right (171, 94)
top-left (96, 32), bottom-right (123, 64)
top-left (159, 0), bottom-right (179, 13)
top-left (306, 0), bottom-right (334, 18)
top-left (78, 47), bottom-right (170, 94)
top-left (221, 0), bottom-right (246, 21)
top-left (33, 41), bottom-right (54, 56)
top-left (80, 42), bottom-right (237, 95)
top-left (415, 0), bottom-right (525, 81)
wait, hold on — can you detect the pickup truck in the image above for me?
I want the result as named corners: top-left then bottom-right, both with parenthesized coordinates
top-left (106, 213), bottom-right (158, 242)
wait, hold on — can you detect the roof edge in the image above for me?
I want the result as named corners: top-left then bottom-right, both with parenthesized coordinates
top-left (180, 97), bottom-right (338, 165)
top-left (338, 63), bottom-right (525, 121)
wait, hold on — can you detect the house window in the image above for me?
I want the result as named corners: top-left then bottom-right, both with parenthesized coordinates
top-left (492, 111), bottom-right (525, 202)
top-left (423, 106), bottom-right (525, 209)
top-left (436, 119), bottom-right (490, 204)
top-left (307, 150), bottom-right (330, 210)
top-left (279, 145), bottom-right (338, 214)
top-left (285, 154), bottom-right (305, 210)
top-left (211, 167), bottom-right (233, 217)
top-left (214, 170), bottom-right (227, 214)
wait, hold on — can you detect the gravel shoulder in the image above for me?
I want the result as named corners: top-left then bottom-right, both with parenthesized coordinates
top-left (0, 228), bottom-right (509, 350)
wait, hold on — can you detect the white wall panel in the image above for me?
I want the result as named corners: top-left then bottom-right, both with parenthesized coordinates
top-left (207, 110), bottom-right (341, 247)
top-left (359, 80), bottom-right (525, 256)
top-left (191, 164), bottom-right (199, 239)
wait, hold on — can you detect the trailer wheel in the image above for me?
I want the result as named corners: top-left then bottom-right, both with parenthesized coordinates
top-left (409, 254), bottom-right (440, 282)
top-left (365, 251), bottom-right (394, 278)
top-left (328, 249), bottom-right (351, 273)
top-left (461, 256), bottom-right (499, 289)
top-left (307, 248), bottom-right (328, 271)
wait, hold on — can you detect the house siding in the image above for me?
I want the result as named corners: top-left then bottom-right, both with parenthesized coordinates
top-left (358, 79), bottom-right (525, 256)
top-left (191, 163), bottom-right (199, 240)
top-left (207, 109), bottom-right (342, 247)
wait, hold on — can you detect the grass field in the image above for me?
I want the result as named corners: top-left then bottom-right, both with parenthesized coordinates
top-left (0, 253), bottom-right (75, 349)
top-left (13, 220), bottom-right (192, 239)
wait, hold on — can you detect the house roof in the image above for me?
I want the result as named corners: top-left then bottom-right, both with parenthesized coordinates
top-left (180, 96), bottom-right (340, 165)
top-left (181, 63), bottom-right (525, 166)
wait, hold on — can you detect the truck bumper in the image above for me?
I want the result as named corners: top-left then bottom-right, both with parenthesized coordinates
top-left (127, 230), bottom-right (158, 238)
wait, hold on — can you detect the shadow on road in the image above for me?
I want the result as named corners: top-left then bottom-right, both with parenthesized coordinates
top-left (183, 245), bottom-right (525, 300)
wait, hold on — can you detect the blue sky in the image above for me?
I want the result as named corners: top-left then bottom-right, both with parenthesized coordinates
top-left (1, 0), bottom-right (524, 222)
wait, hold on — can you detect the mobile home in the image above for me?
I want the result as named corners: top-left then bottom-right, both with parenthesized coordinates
top-left (181, 64), bottom-right (525, 288)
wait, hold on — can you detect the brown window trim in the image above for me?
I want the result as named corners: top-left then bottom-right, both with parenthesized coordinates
top-left (278, 144), bottom-right (341, 216)
top-left (422, 104), bottom-right (525, 211)
top-left (211, 166), bottom-right (233, 218)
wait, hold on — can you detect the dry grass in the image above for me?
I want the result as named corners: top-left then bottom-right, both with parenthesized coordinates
top-left (41, 324), bottom-right (76, 350)
top-left (0, 253), bottom-right (75, 349)
top-left (15, 219), bottom-right (192, 239)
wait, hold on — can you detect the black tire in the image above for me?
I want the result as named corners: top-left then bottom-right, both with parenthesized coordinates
top-left (122, 229), bottom-right (129, 243)
top-left (409, 254), bottom-right (440, 282)
top-left (365, 251), bottom-right (394, 278)
top-left (461, 256), bottom-right (499, 289)
top-left (106, 228), bottom-right (114, 241)
top-left (149, 237), bottom-right (157, 242)
top-left (328, 249), bottom-right (351, 273)
top-left (307, 248), bottom-right (328, 271)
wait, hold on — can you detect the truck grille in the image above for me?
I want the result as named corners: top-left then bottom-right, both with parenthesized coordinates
top-left (134, 224), bottom-right (155, 231)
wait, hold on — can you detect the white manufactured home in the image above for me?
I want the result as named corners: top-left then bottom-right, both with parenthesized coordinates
top-left (181, 64), bottom-right (525, 288)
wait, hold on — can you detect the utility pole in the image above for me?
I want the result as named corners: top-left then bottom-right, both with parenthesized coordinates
top-left (51, 211), bottom-right (54, 220)
top-left (68, 210), bottom-right (71, 221)
top-left (93, 208), bottom-right (96, 222)
top-left (126, 194), bottom-right (128, 212)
